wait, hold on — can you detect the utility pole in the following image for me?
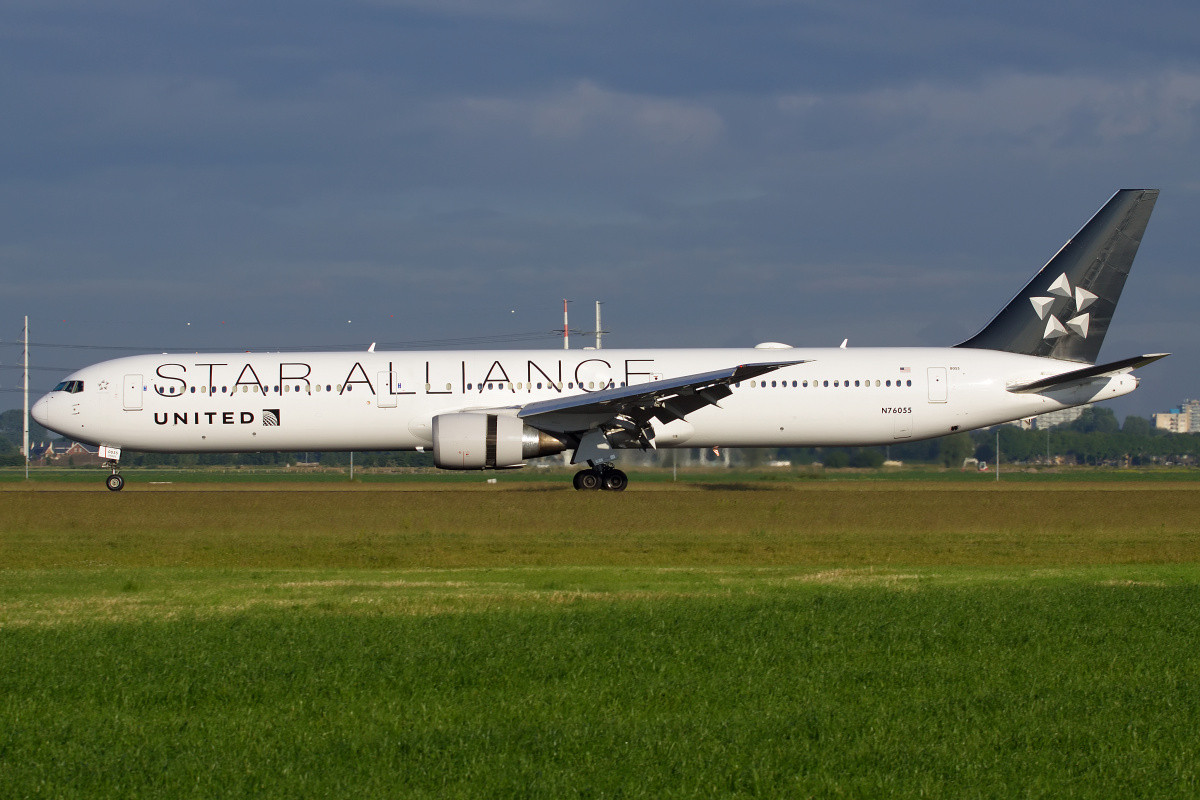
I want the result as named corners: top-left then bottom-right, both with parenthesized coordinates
top-left (595, 301), bottom-right (603, 350)
top-left (563, 299), bottom-right (571, 350)
top-left (23, 316), bottom-right (29, 481)
top-left (996, 429), bottom-right (1000, 482)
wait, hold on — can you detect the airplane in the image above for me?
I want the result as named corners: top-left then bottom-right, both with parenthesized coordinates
top-left (32, 189), bottom-right (1166, 492)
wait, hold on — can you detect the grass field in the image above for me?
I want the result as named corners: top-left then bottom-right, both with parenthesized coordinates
top-left (3, 483), bottom-right (1200, 797)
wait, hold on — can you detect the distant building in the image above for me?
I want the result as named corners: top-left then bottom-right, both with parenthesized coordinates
top-left (1154, 408), bottom-right (1191, 433)
top-left (1186, 399), bottom-right (1200, 431)
top-left (30, 440), bottom-right (101, 465)
top-left (1032, 405), bottom-right (1089, 430)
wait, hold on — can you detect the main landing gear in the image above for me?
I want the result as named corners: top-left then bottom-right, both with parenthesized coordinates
top-left (104, 462), bottom-right (124, 492)
top-left (572, 465), bottom-right (628, 492)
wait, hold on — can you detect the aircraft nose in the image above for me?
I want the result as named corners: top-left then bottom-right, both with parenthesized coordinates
top-left (31, 394), bottom-right (52, 429)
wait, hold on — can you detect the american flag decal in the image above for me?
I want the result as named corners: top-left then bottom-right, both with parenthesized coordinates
top-left (899, 367), bottom-right (911, 373)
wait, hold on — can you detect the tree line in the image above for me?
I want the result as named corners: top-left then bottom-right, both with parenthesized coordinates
top-left (2, 406), bottom-right (1198, 469)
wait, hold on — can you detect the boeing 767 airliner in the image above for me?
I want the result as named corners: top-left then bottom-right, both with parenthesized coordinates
top-left (33, 189), bottom-right (1167, 491)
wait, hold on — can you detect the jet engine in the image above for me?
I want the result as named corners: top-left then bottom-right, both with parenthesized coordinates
top-left (433, 413), bottom-right (567, 469)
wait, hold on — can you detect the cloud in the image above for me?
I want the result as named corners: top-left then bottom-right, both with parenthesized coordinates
top-left (354, 0), bottom-right (584, 22)
top-left (777, 70), bottom-right (1200, 151)
top-left (436, 81), bottom-right (725, 150)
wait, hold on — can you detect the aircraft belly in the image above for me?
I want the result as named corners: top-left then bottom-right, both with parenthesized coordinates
top-left (109, 398), bottom-right (424, 453)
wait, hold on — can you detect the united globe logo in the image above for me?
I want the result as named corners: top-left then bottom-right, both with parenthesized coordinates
top-left (263, 409), bottom-right (280, 426)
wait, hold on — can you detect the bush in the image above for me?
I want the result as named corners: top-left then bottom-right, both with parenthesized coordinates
top-left (850, 448), bottom-right (885, 468)
top-left (823, 450), bottom-right (850, 468)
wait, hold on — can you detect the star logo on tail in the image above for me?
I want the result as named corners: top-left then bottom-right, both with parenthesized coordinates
top-left (1030, 273), bottom-right (1097, 340)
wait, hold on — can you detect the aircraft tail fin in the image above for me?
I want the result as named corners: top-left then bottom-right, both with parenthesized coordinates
top-left (955, 189), bottom-right (1159, 364)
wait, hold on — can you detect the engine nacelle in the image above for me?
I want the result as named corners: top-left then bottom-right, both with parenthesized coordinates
top-left (432, 413), bottom-right (567, 470)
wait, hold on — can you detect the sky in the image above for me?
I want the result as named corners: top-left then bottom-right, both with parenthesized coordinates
top-left (2, 0), bottom-right (1198, 422)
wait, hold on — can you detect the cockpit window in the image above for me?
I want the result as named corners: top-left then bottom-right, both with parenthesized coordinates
top-left (55, 380), bottom-right (84, 394)
top-left (54, 381), bottom-right (68, 392)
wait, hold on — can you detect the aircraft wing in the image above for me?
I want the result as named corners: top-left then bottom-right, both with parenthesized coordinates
top-left (1006, 353), bottom-right (1169, 394)
top-left (517, 360), bottom-right (808, 433)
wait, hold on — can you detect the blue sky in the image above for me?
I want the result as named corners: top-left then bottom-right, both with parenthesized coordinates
top-left (2, 0), bottom-right (1198, 420)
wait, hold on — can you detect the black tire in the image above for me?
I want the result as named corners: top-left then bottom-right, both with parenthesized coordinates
top-left (576, 470), bottom-right (601, 491)
top-left (601, 469), bottom-right (628, 492)
top-left (106, 474), bottom-right (124, 492)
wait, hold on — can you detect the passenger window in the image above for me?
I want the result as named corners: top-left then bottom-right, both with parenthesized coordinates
top-left (569, 383), bottom-right (574, 389)
top-left (854, 380), bottom-right (859, 387)
top-left (802, 381), bottom-right (808, 387)
top-left (886, 380), bottom-right (891, 386)
top-left (906, 380), bottom-right (912, 386)
top-left (823, 380), bottom-right (828, 387)
top-left (834, 380), bottom-right (839, 387)
top-left (537, 382), bottom-right (543, 389)
top-left (875, 380), bottom-right (880, 387)
top-left (326, 385), bottom-right (332, 392)
top-left (771, 380), bottom-right (776, 387)
top-left (750, 380), bottom-right (756, 387)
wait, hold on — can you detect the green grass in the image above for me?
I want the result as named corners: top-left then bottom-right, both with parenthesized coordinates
top-left (3, 573), bottom-right (1200, 797)
top-left (3, 484), bottom-right (1200, 569)
top-left (3, 485), bottom-right (1200, 797)
top-left (4, 464), bottom-right (1200, 485)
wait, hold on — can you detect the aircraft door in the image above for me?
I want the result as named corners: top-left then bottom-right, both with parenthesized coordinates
top-left (123, 375), bottom-right (143, 410)
top-left (377, 371), bottom-right (397, 408)
top-left (927, 367), bottom-right (948, 402)
top-left (893, 412), bottom-right (912, 439)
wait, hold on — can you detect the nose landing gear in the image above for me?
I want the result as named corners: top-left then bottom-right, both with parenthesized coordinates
top-left (103, 460), bottom-right (124, 491)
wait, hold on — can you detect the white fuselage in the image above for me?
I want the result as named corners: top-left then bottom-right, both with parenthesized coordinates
top-left (32, 346), bottom-right (1137, 454)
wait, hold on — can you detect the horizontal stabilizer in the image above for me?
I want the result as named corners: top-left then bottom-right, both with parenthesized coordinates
top-left (1006, 353), bottom-right (1169, 394)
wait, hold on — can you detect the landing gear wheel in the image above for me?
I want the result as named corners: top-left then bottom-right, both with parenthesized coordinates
top-left (574, 469), bottom-right (601, 491)
top-left (600, 469), bottom-right (628, 492)
top-left (106, 473), bottom-right (125, 492)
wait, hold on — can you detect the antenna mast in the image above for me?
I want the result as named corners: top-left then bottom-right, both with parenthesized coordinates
top-left (563, 299), bottom-right (570, 350)
top-left (595, 301), bottom-right (603, 350)
top-left (23, 316), bottom-right (29, 481)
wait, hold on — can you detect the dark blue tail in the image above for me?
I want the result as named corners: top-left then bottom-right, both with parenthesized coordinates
top-left (956, 189), bottom-right (1158, 364)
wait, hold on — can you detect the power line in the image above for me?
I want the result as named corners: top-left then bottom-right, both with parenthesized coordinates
top-left (0, 329), bottom-right (575, 353)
